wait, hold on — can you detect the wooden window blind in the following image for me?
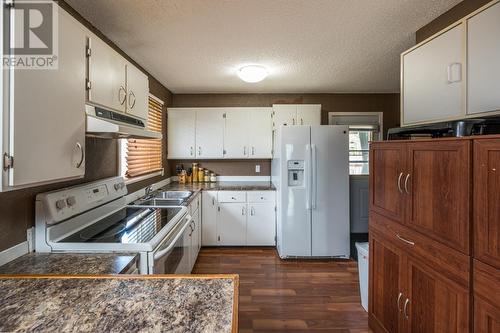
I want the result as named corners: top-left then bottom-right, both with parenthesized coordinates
top-left (125, 96), bottom-right (164, 178)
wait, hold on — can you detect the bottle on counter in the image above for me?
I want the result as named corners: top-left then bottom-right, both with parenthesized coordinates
top-left (210, 172), bottom-right (217, 182)
top-left (204, 170), bottom-right (210, 183)
top-left (179, 170), bottom-right (187, 184)
top-left (186, 168), bottom-right (192, 183)
top-left (198, 167), bottom-right (205, 183)
top-left (192, 163), bottom-right (198, 183)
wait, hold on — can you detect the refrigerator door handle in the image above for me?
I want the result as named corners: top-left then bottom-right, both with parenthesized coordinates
top-left (305, 144), bottom-right (311, 210)
top-left (312, 144), bottom-right (318, 209)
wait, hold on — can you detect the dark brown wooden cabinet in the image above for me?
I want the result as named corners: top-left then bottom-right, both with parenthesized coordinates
top-left (369, 136), bottom-right (500, 333)
top-left (474, 139), bottom-right (500, 269)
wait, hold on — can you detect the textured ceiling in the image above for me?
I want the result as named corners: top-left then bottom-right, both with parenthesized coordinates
top-left (66, 0), bottom-right (462, 93)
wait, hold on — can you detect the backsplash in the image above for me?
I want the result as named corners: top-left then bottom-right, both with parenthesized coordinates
top-left (169, 160), bottom-right (271, 177)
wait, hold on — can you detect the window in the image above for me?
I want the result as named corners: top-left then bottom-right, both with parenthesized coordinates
top-left (329, 112), bottom-right (382, 175)
top-left (120, 95), bottom-right (164, 181)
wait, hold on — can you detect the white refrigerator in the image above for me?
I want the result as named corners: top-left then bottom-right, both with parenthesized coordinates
top-left (272, 125), bottom-right (350, 258)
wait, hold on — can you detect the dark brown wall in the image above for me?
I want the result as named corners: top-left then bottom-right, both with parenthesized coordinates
top-left (0, 2), bottom-right (172, 252)
top-left (171, 93), bottom-right (399, 176)
top-left (416, 0), bottom-right (491, 43)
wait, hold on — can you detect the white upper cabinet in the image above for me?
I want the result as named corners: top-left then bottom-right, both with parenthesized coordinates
top-left (195, 108), bottom-right (225, 158)
top-left (467, 1), bottom-right (500, 116)
top-left (7, 9), bottom-right (86, 187)
top-left (126, 64), bottom-right (149, 120)
top-left (224, 108), bottom-right (249, 158)
top-left (167, 108), bottom-right (196, 159)
top-left (297, 105), bottom-right (321, 125)
top-left (87, 36), bottom-right (127, 113)
top-left (248, 108), bottom-right (272, 158)
top-left (402, 23), bottom-right (464, 126)
top-left (273, 104), bottom-right (297, 127)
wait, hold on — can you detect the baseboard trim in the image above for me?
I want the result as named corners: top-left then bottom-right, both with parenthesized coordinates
top-left (0, 241), bottom-right (29, 267)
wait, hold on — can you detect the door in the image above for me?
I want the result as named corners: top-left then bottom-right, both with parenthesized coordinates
top-left (369, 142), bottom-right (406, 224)
top-left (88, 35), bottom-right (127, 113)
top-left (248, 108), bottom-right (272, 158)
top-left (297, 104), bottom-right (321, 125)
top-left (406, 141), bottom-right (470, 254)
top-left (125, 63), bottom-right (149, 120)
top-left (474, 139), bottom-right (500, 269)
top-left (218, 203), bottom-right (247, 246)
top-left (402, 23), bottom-right (464, 125)
top-left (369, 232), bottom-right (405, 333)
top-left (404, 256), bottom-right (470, 333)
top-left (467, 1), bottom-right (500, 115)
top-left (247, 203), bottom-right (275, 246)
top-left (310, 126), bottom-right (350, 257)
top-left (196, 108), bottom-right (225, 158)
top-left (272, 105), bottom-right (297, 158)
top-left (202, 191), bottom-right (218, 246)
top-left (167, 108), bottom-right (196, 159)
top-left (279, 126), bottom-right (312, 257)
top-left (9, 9), bottom-right (86, 186)
top-left (224, 108), bottom-right (249, 158)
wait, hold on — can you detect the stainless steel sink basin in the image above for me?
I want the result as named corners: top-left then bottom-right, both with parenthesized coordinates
top-left (132, 198), bottom-right (185, 207)
top-left (155, 191), bottom-right (192, 199)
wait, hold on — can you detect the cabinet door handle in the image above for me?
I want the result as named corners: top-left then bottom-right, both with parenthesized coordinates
top-left (397, 292), bottom-right (403, 312)
top-left (300, 118), bottom-right (304, 125)
top-left (404, 174), bottom-right (411, 194)
top-left (128, 91), bottom-right (136, 109)
top-left (250, 207), bottom-right (255, 216)
top-left (403, 298), bottom-right (410, 320)
top-left (119, 86), bottom-right (127, 105)
top-left (242, 207), bottom-right (245, 215)
top-left (292, 118), bottom-right (296, 125)
top-left (190, 146), bottom-right (194, 156)
top-left (198, 146), bottom-right (202, 156)
top-left (212, 198), bottom-right (215, 205)
top-left (76, 142), bottom-right (85, 168)
top-left (396, 234), bottom-right (415, 246)
top-left (397, 172), bottom-right (404, 194)
top-left (252, 147), bottom-right (255, 155)
top-left (447, 63), bottom-right (462, 83)
top-left (243, 146), bottom-right (247, 156)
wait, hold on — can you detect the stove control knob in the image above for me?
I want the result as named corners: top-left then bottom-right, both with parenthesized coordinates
top-left (120, 183), bottom-right (125, 189)
top-left (55, 199), bottom-right (66, 210)
top-left (66, 196), bottom-right (76, 207)
top-left (114, 183), bottom-right (121, 191)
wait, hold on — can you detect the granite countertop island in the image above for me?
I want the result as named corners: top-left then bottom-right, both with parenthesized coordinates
top-left (0, 274), bottom-right (238, 333)
top-left (0, 253), bottom-right (138, 275)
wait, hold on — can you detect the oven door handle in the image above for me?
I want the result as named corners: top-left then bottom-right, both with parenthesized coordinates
top-left (153, 215), bottom-right (192, 260)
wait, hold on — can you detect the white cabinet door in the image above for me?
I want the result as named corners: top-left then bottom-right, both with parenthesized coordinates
top-left (196, 109), bottom-right (225, 158)
top-left (9, 9), bottom-right (86, 186)
top-left (249, 108), bottom-right (272, 158)
top-left (202, 191), bottom-right (218, 246)
top-left (402, 24), bottom-right (464, 125)
top-left (467, 2), bottom-right (500, 116)
top-left (273, 104), bottom-right (297, 127)
top-left (167, 108), bottom-right (196, 159)
top-left (181, 221), bottom-right (193, 273)
top-left (246, 203), bottom-right (276, 246)
top-left (126, 64), bottom-right (149, 120)
top-left (190, 209), bottom-right (200, 268)
top-left (297, 105), bottom-right (321, 125)
top-left (218, 203), bottom-right (247, 246)
top-left (88, 36), bottom-right (127, 113)
top-left (224, 108), bottom-right (249, 158)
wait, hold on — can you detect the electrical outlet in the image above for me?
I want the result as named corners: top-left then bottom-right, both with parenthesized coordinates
top-left (255, 165), bottom-right (261, 173)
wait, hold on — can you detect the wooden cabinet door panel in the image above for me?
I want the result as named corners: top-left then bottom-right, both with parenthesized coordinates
top-left (369, 231), bottom-right (404, 333)
top-left (475, 298), bottom-right (500, 333)
top-left (405, 257), bottom-right (470, 333)
top-left (369, 142), bottom-right (406, 224)
top-left (474, 139), bottom-right (500, 269)
top-left (406, 141), bottom-right (470, 253)
top-left (474, 260), bottom-right (500, 333)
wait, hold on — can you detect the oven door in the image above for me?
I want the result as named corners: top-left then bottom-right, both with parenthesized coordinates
top-left (148, 214), bottom-right (192, 274)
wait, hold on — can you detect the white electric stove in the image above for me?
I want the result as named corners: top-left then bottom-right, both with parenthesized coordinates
top-left (35, 177), bottom-right (192, 274)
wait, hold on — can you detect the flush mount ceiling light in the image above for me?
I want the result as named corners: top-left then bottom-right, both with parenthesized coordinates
top-left (237, 65), bottom-right (268, 83)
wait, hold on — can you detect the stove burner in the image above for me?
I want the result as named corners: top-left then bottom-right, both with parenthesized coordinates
top-left (78, 224), bottom-right (128, 241)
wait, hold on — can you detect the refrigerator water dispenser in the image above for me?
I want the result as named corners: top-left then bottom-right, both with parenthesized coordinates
top-left (287, 160), bottom-right (304, 186)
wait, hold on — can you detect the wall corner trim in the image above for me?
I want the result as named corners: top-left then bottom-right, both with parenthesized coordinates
top-left (0, 241), bottom-right (29, 267)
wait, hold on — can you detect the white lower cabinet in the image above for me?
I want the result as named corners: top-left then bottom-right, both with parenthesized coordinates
top-left (200, 191), bottom-right (276, 246)
top-left (190, 207), bottom-right (200, 269)
top-left (202, 191), bottom-right (218, 246)
top-left (246, 203), bottom-right (276, 246)
top-left (218, 203), bottom-right (247, 246)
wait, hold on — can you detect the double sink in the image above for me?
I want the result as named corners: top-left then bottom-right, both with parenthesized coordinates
top-left (131, 190), bottom-right (193, 207)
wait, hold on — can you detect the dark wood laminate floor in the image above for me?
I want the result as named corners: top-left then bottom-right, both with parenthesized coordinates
top-left (192, 247), bottom-right (370, 333)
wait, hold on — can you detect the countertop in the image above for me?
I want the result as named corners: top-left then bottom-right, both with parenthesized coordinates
top-left (0, 274), bottom-right (238, 333)
top-left (0, 253), bottom-right (138, 275)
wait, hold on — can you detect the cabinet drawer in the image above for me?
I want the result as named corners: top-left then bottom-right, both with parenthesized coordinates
top-left (370, 212), bottom-right (470, 287)
top-left (218, 191), bottom-right (246, 203)
top-left (247, 191), bottom-right (275, 203)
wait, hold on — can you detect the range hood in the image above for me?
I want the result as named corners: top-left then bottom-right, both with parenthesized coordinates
top-left (86, 105), bottom-right (162, 139)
